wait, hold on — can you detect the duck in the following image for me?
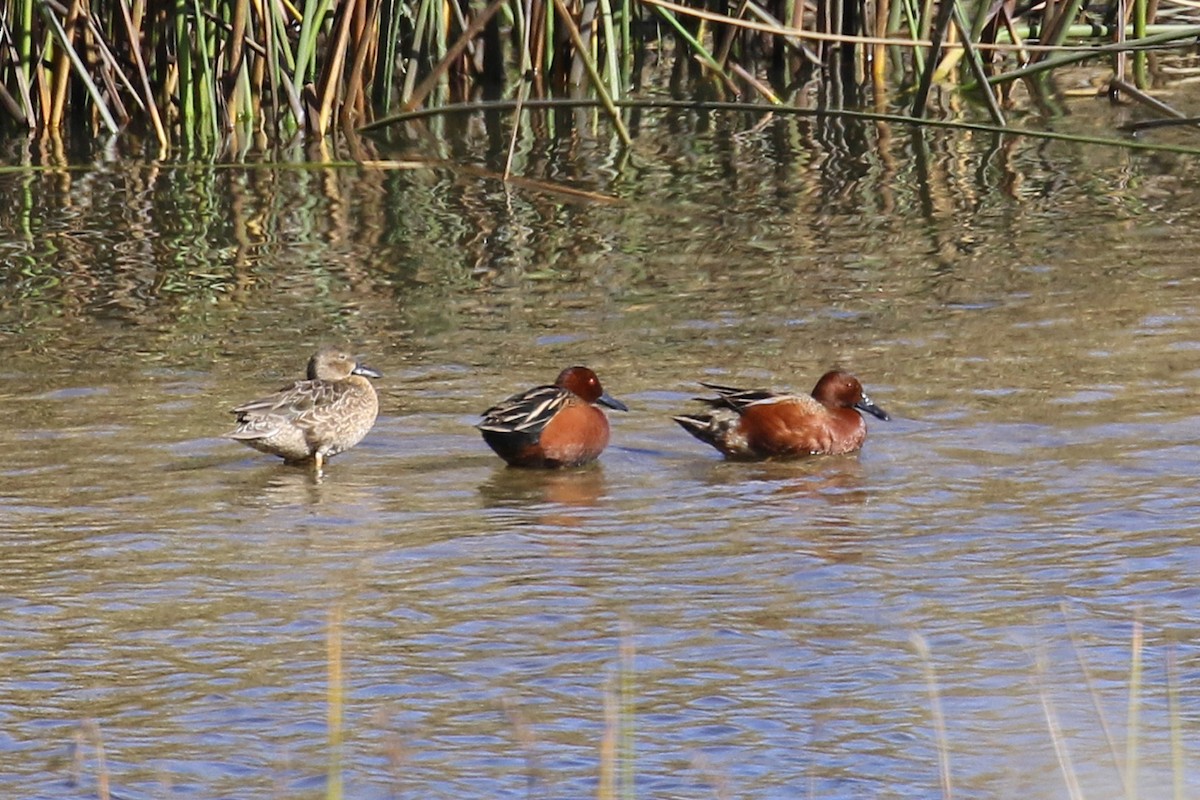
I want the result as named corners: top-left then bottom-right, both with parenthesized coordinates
top-left (674, 370), bottom-right (889, 460)
top-left (478, 366), bottom-right (628, 468)
top-left (226, 346), bottom-right (381, 471)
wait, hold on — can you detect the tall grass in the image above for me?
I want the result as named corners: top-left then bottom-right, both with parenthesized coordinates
top-left (55, 619), bottom-right (1197, 798)
top-left (2, 0), bottom-right (1199, 151)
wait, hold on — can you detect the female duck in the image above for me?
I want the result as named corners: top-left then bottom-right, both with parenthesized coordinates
top-left (226, 347), bottom-right (381, 471)
top-left (674, 370), bottom-right (889, 460)
top-left (478, 366), bottom-right (628, 468)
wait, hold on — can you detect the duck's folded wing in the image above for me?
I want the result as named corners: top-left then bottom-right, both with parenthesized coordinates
top-left (232, 379), bottom-right (345, 426)
top-left (478, 385), bottom-right (569, 434)
top-left (697, 382), bottom-right (779, 412)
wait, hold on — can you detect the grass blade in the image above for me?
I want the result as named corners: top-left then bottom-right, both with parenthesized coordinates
top-left (911, 633), bottom-right (952, 800)
top-left (40, 0), bottom-right (120, 133)
top-left (1124, 619), bottom-right (1143, 800)
top-left (327, 606), bottom-right (344, 800)
top-left (552, 0), bottom-right (633, 144)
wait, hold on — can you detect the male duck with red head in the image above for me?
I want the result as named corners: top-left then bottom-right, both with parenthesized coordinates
top-left (478, 366), bottom-right (628, 468)
top-left (674, 370), bottom-right (889, 460)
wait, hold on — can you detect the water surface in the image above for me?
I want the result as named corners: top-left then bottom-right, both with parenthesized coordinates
top-left (2, 109), bottom-right (1200, 799)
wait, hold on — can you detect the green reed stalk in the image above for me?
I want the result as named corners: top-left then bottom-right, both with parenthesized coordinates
top-left (117, 0), bottom-right (167, 147)
top-left (403, 0), bottom-right (508, 110)
top-left (226, 0), bottom-right (249, 125)
top-left (261, 1), bottom-right (282, 132)
top-left (1039, 0), bottom-right (1086, 53)
top-left (400, 0), bottom-right (432, 105)
top-left (314, 0), bottom-right (357, 134)
top-left (191, 0), bottom-right (221, 142)
top-left (995, 22), bottom-right (1200, 42)
top-left (295, 0), bottom-right (330, 92)
top-left (910, 0), bottom-right (953, 118)
top-left (620, 0), bottom-right (632, 83)
top-left (1133, 0), bottom-right (1148, 86)
top-left (650, 4), bottom-right (733, 87)
top-left (270, 0), bottom-right (299, 73)
top-left (897, 0), bottom-right (924, 74)
top-left (39, 2), bottom-right (120, 133)
top-left (917, 0), bottom-right (934, 42)
top-left (511, 0), bottom-right (529, 74)
top-left (235, 49), bottom-right (254, 129)
top-left (544, 0), bottom-right (556, 80)
top-left (552, 0), bottom-right (632, 144)
top-left (985, 25), bottom-right (1200, 85)
top-left (598, 0), bottom-right (622, 98)
top-left (18, 0), bottom-right (34, 110)
top-left (374, 0), bottom-right (401, 110)
top-left (429, 0), bottom-right (447, 80)
top-left (951, 2), bottom-right (1003, 124)
top-left (176, 2), bottom-right (196, 143)
top-left (904, 0), bottom-right (929, 83)
top-left (0, 30), bottom-right (31, 126)
top-left (430, 0), bottom-right (447, 70)
top-left (268, 0), bottom-right (307, 130)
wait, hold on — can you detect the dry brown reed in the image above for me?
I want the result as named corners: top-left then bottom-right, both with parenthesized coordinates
top-left (71, 718), bottom-right (111, 800)
top-left (4, 0), bottom-right (1200, 152)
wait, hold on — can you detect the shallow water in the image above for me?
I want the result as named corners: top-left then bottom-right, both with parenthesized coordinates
top-left (2, 105), bottom-right (1200, 799)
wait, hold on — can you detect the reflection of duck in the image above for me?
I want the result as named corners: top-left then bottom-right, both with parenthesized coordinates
top-left (681, 458), bottom-right (873, 564)
top-left (478, 465), bottom-right (608, 512)
top-left (681, 454), bottom-right (872, 504)
top-left (674, 371), bottom-right (889, 460)
top-left (477, 366), bottom-right (628, 468)
top-left (223, 465), bottom-right (332, 507)
top-left (226, 347), bottom-right (381, 472)
top-left (477, 465), bottom-right (609, 522)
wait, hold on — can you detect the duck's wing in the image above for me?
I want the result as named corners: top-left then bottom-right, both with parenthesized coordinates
top-left (231, 379), bottom-right (349, 431)
top-left (477, 385), bottom-right (571, 434)
top-left (696, 382), bottom-right (782, 412)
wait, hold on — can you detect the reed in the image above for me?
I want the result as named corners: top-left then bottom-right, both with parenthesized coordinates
top-left (911, 632), bottom-right (953, 800)
top-left (327, 604), bottom-right (344, 800)
top-left (71, 719), bottom-right (111, 800)
top-left (2, 0), bottom-right (1199, 152)
top-left (1124, 618), bottom-right (1143, 800)
top-left (598, 621), bottom-right (637, 800)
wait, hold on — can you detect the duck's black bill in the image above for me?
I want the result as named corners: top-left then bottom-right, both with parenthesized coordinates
top-left (353, 363), bottom-right (383, 379)
top-left (856, 397), bottom-right (890, 421)
top-left (598, 392), bottom-right (629, 412)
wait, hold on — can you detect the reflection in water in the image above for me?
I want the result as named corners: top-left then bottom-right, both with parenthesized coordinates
top-left (478, 465), bottom-right (608, 510)
top-left (221, 462), bottom-right (334, 507)
top-left (2, 111), bottom-right (1200, 798)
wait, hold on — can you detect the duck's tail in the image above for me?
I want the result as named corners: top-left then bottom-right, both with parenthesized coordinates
top-left (672, 413), bottom-right (719, 446)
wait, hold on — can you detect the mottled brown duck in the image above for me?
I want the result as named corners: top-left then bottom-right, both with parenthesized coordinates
top-left (226, 347), bottom-right (381, 471)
